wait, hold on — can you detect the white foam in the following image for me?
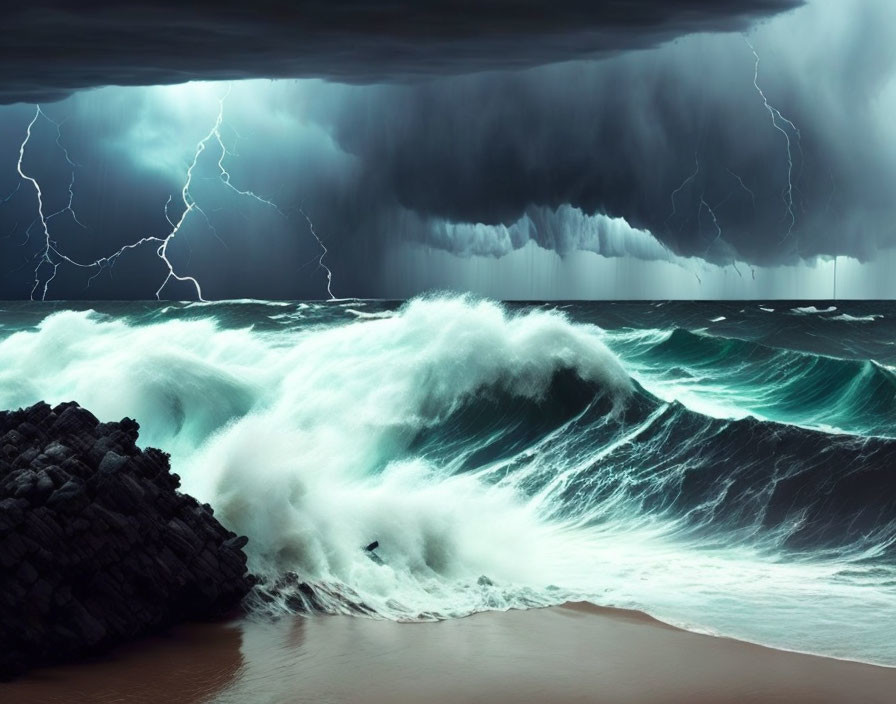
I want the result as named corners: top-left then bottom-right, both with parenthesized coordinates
top-left (0, 295), bottom-right (631, 616)
top-left (830, 313), bottom-right (882, 323)
top-left (791, 305), bottom-right (837, 314)
top-left (344, 308), bottom-right (395, 320)
top-left (1, 295), bottom-right (894, 664)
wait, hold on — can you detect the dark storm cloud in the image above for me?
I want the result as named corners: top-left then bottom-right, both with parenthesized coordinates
top-left (314, 0), bottom-right (896, 268)
top-left (2, 0), bottom-right (895, 300)
top-left (3, 1), bottom-right (802, 104)
top-left (0, 86), bottom-right (356, 300)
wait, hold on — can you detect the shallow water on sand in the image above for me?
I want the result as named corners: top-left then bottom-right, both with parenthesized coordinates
top-left (5, 607), bottom-right (896, 704)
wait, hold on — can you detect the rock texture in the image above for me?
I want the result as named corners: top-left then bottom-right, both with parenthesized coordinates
top-left (0, 401), bottom-right (254, 679)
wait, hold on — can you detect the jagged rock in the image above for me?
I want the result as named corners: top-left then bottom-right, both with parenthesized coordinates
top-left (0, 401), bottom-right (255, 679)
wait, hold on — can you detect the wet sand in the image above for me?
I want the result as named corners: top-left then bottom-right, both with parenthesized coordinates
top-left (5, 603), bottom-right (895, 703)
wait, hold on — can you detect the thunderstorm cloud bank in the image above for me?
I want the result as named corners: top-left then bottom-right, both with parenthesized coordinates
top-left (4, 1), bottom-right (800, 103)
top-left (2, 0), bottom-right (896, 299)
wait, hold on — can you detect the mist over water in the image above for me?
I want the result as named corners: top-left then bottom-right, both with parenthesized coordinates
top-left (0, 295), bottom-right (894, 665)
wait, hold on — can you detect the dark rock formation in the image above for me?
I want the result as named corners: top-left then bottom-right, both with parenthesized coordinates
top-left (0, 401), bottom-right (254, 679)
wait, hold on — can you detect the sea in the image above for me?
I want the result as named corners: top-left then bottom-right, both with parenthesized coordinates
top-left (0, 295), bottom-right (894, 666)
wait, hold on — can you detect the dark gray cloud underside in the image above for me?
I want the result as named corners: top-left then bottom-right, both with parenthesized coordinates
top-left (4, 0), bottom-right (895, 301)
top-left (3, 1), bottom-right (801, 104)
top-left (317, 0), bottom-right (896, 268)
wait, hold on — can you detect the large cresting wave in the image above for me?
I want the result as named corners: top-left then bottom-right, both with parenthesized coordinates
top-left (0, 295), bottom-right (894, 666)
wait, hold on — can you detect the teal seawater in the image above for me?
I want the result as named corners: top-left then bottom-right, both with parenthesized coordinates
top-left (0, 296), bottom-right (894, 665)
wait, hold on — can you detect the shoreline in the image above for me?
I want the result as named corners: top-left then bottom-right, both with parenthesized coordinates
top-left (5, 602), bottom-right (896, 703)
top-left (565, 601), bottom-right (896, 670)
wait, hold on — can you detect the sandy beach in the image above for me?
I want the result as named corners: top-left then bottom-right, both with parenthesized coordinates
top-left (5, 603), bottom-right (895, 703)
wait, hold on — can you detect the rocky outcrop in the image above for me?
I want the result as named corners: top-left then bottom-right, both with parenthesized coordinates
top-left (0, 401), bottom-right (254, 679)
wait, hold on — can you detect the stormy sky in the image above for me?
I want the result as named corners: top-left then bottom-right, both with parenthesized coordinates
top-left (1, 0), bottom-right (895, 300)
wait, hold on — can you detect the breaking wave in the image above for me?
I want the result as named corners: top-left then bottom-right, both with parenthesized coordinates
top-left (0, 295), bottom-right (894, 665)
top-left (609, 327), bottom-right (896, 437)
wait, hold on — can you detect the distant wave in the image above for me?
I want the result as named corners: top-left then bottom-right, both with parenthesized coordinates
top-left (791, 305), bottom-right (838, 314)
top-left (607, 327), bottom-right (896, 438)
top-left (831, 313), bottom-right (883, 323)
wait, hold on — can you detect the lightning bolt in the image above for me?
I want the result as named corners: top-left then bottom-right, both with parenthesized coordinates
top-left (16, 106), bottom-right (61, 299)
top-left (44, 111), bottom-right (87, 230)
top-left (666, 152), bottom-right (700, 232)
top-left (46, 98), bottom-right (212, 301)
top-left (146, 87), bottom-right (244, 301)
top-left (664, 154), bottom-right (729, 286)
top-left (660, 152), bottom-right (705, 285)
top-left (212, 87), bottom-right (284, 215)
top-left (700, 195), bottom-right (742, 278)
top-left (725, 168), bottom-right (756, 211)
top-left (0, 183), bottom-right (22, 243)
top-left (210, 87), bottom-right (339, 300)
top-left (1, 182), bottom-right (21, 207)
top-left (297, 207), bottom-right (338, 301)
top-left (745, 37), bottom-right (802, 242)
top-left (13, 85), bottom-right (328, 301)
top-left (16, 103), bottom-right (183, 300)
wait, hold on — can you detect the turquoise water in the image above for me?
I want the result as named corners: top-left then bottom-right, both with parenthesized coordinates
top-left (0, 296), bottom-right (894, 665)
